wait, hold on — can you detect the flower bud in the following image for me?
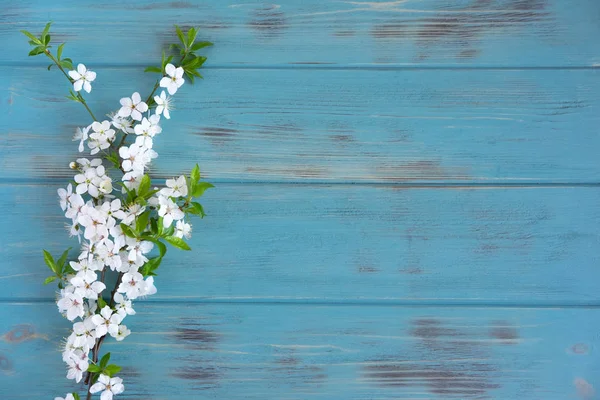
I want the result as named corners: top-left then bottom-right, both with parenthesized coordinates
top-left (99, 179), bottom-right (113, 194)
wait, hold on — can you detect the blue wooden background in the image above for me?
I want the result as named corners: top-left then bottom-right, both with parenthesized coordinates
top-left (1, 1), bottom-right (600, 399)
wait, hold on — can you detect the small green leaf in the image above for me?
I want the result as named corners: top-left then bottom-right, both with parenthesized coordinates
top-left (28, 46), bottom-right (45, 56)
top-left (193, 182), bottom-right (214, 198)
top-left (87, 364), bottom-right (102, 373)
top-left (150, 218), bottom-right (159, 234)
top-left (72, 393), bottom-right (81, 400)
top-left (175, 25), bottom-right (186, 47)
top-left (44, 34), bottom-right (51, 45)
top-left (187, 27), bottom-right (197, 47)
top-left (43, 250), bottom-right (58, 274)
top-left (21, 30), bottom-right (41, 45)
top-left (164, 235), bottom-right (191, 251)
top-left (184, 71), bottom-right (195, 83)
top-left (144, 66), bottom-right (163, 73)
top-left (187, 202), bottom-right (206, 218)
top-left (99, 353), bottom-right (111, 369)
top-left (57, 43), bottom-right (65, 60)
top-left (60, 59), bottom-right (73, 70)
top-left (120, 223), bottom-right (137, 238)
top-left (97, 296), bottom-right (107, 309)
top-left (138, 175), bottom-right (151, 197)
top-left (47, 64), bottom-right (53, 71)
top-left (57, 247), bottom-right (71, 271)
top-left (104, 364), bottom-right (122, 377)
top-left (142, 257), bottom-right (162, 276)
top-left (42, 22), bottom-right (52, 38)
top-left (44, 276), bottom-right (57, 285)
top-left (190, 164), bottom-right (200, 183)
top-left (136, 211), bottom-right (150, 233)
top-left (191, 41), bottom-right (213, 51)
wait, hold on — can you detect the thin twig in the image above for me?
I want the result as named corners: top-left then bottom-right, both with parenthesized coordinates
top-left (45, 49), bottom-right (97, 121)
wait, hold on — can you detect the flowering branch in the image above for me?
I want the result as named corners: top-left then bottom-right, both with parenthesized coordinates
top-left (22, 22), bottom-right (213, 400)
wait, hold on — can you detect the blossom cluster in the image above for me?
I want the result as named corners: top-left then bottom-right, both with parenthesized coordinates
top-left (23, 22), bottom-right (212, 400)
top-left (53, 63), bottom-right (197, 400)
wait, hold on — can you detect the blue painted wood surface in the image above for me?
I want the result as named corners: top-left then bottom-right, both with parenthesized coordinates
top-left (1, 1), bottom-right (599, 399)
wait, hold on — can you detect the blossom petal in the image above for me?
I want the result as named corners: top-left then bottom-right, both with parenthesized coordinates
top-left (159, 76), bottom-right (171, 88)
top-left (83, 81), bottom-right (92, 93)
top-left (167, 81), bottom-right (178, 95)
top-left (131, 109), bottom-right (142, 121)
top-left (68, 70), bottom-right (82, 80)
top-left (165, 63), bottom-right (176, 77)
top-left (89, 382), bottom-right (105, 394)
top-left (131, 92), bottom-right (141, 104)
top-left (120, 97), bottom-right (132, 107)
top-left (163, 108), bottom-right (170, 119)
top-left (77, 63), bottom-right (87, 75)
top-left (86, 71), bottom-right (97, 82)
top-left (73, 80), bottom-right (84, 92)
top-left (175, 67), bottom-right (184, 79)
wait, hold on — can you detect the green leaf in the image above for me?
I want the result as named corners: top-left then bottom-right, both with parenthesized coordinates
top-left (144, 66), bottom-right (163, 73)
top-left (47, 64), bottom-right (53, 71)
top-left (87, 364), bottom-right (102, 373)
top-left (72, 393), bottom-right (81, 400)
top-left (193, 182), bottom-right (214, 198)
top-left (120, 223), bottom-right (137, 238)
top-left (150, 218), bottom-right (159, 234)
top-left (60, 59), bottom-right (73, 70)
top-left (57, 43), bottom-right (65, 60)
top-left (190, 164), bottom-right (200, 183)
top-left (42, 22), bottom-right (52, 39)
top-left (104, 364), bottom-right (122, 377)
top-left (191, 41), bottom-right (213, 51)
top-left (43, 250), bottom-right (58, 274)
top-left (44, 34), bottom-right (51, 45)
top-left (136, 211), bottom-right (150, 233)
top-left (57, 247), bottom-right (71, 272)
top-left (187, 202), bottom-right (206, 218)
top-left (142, 257), bottom-right (162, 276)
top-left (28, 46), bottom-right (45, 56)
top-left (99, 353), bottom-right (111, 369)
top-left (138, 174), bottom-right (151, 197)
top-left (21, 30), bottom-right (41, 45)
top-left (175, 25), bottom-right (186, 47)
top-left (164, 235), bottom-right (191, 251)
top-left (149, 238), bottom-right (167, 258)
top-left (184, 71), bottom-right (195, 83)
top-left (187, 27), bottom-right (197, 47)
top-left (97, 296), bottom-right (107, 309)
top-left (44, 276), bottom-right (57, 285)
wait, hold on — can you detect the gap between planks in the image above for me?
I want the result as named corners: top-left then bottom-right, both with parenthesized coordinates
top-left (3, 62), bottom-right (600, 71)
top-left (2, 298), bottom-right (600, 309)
top-left (2, 178), bottom-right (600, 188)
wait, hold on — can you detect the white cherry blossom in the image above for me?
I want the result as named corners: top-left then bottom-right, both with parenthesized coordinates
top-left (91, 306), bottom-right (123, 338)
top-left (89, 374), bottom-right (124, 400)
top-left (161, 175), bottom-right (188, 198)
top-left (66, 356), bottom-right (88, 383)
top-left (158, 196), bottom-right (184, 228)
top-left (58, 183), bottom-right (74, 211)
top-left (118, 92), bottom-right (148, 121)
top-left (160, 63), bottom-right (184, 95)
top-left (118, 271), bottom-right (144, 299)
top-left (154, 90), bottom-right (172, 119)
top-left (114, 292), bottom-right (135, 316)
top-left (68, 63), bottom-right (96, 93)
top-left (175, 220), bottom-right (192, 239)
top-left (73, 125), bottom-right (90, 152)
top-left (57, 291), bottom-right (85, 321)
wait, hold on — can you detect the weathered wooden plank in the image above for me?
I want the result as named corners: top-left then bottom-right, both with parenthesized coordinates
top-left (3, 67), bottom-right (600, 183)
top-left (0, 302), bottom-right (597, 399)
top-left (1, 182), bottom-right (599, 304)
top-left (2, 0), bottom-right (600, 67)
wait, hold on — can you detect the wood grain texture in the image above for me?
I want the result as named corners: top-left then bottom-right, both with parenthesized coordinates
top-left (2, 0), bottom-right (600, 67)
top-left (2, 183), bottom-right (599, 304)
top-left (3, 67), bottom-right (600, 183)
top-left (1, 302), bottom-right (598, 399)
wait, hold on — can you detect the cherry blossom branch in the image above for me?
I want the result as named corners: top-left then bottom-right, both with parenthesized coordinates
top-left (44, 49), bottom-right (97, 121)
top-left (23, 22), bottom-right (213, 400)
